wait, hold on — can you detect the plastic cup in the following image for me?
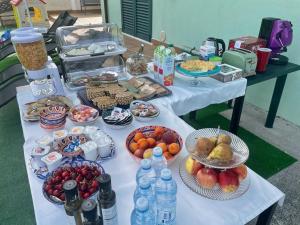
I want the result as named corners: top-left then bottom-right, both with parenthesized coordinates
top-left (256, 48), bottom-right (272, 73)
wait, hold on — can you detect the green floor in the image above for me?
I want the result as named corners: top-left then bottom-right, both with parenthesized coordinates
top-left (0, 100), bottom-right (296, 225)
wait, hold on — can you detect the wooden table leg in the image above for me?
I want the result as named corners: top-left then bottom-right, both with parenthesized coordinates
top-left (265, 75), bottom-right (287, 128)
top-left (229, 96), bottom-right (245, 134)
top-left (256, 202), bottom-right (278, 225)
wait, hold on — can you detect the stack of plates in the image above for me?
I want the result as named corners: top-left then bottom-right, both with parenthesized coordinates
top-left (102, 108), bottom-right (133, 129)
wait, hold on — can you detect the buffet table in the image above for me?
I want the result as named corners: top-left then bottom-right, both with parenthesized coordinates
top-left (17, 82), bottom-right (284, 225)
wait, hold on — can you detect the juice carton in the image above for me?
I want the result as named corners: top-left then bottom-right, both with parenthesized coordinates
top-left (161, 46), bottom-right (175, 86)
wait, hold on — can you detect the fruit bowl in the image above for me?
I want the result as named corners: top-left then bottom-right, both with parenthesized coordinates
top-left (185, 128), bottom-right (249, 169)
top-left (69, 105), bottom-right (99, 126)
top-left (42, 159), bottom-right (104, 205)
top-left (179, 156), bottom-right (250, 200)
top-left (126, 126), bottom-right (183, 165)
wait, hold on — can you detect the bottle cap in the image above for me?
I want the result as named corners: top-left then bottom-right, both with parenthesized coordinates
top-left (63, 180), bottom-right (78, 202)
top-left (161, 168), bottom-right (172, 180)
top-left (81, 199), bottom-right (98, 222)
top-left (139, 176), bottom-right (151, 189)
top-left (136, 197), bottom-right (149, 212)
top-left (98, 174), bottom-right (112, 193)
top-left (141, 159), bottom-right (151, 169)
top-left (168, 44), bottom-right (174, 47)
top-left (153, 147), bottom-right (162, 157)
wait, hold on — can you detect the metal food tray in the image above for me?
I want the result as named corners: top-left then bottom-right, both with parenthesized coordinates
top-left (64, 66), bottom-right (129, 91)
top-left (77, 77), bottom-right (172, 113)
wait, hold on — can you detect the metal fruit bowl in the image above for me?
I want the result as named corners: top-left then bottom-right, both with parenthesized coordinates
top-left (185, 128), bottom-right (249, 169)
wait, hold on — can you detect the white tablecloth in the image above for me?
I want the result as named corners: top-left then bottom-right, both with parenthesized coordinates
top-left (150, 76), bottom-right (247, 116)
top-left (16, 85), bottom-right (284, 225)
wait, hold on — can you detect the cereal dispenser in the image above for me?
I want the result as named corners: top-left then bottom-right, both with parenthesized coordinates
top-left (11, 33), bottom-right (65, 99)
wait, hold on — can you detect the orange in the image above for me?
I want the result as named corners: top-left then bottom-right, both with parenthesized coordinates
top-left (168, 143), bottom-right (180, 155)
top-left (163, 152), bottom-right (173, 160)
top-left (154, 127), bottom-right (165, 138)
top-left (156, 142), bottom-right (168, 153)
top-left (134, 132), bottom-right (145, 142)
top-left (129, 142), bottom-right (139, 153)
top-left (146, 138), bottom-right (156, 148)
top-left (138, 139), bottom-right (149, 150)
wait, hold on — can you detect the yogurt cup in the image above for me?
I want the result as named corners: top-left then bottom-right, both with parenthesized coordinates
top-left (41, 152), bottom-right (62, 172)
top-left (36, 135), bottom-right (53, 147)
top-left (31, 146), bottom-right (50, 167)
top-left (80, 141), bottom-right (98, 161)
top-left (84, 126), bottom-right (99, 138)
top-left (96, 136), bottom-right (112, 158)
top-left (53, 129), bottom-right (68, 141)
top-left (70, 126), bottom-right (85, 135)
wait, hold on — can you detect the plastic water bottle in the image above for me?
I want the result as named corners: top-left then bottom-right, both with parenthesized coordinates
top-left (151, 147), bottom-right (167, 178)
top-left (131, 197), bottom-right (155, 225)
top-left (134, 176), bottom-right (156, 214)
top-left (155, 168), bottom-right (177, 225)
top-left (136, 159), bottom-right (156, 185)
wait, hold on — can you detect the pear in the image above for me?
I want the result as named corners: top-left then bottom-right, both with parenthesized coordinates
top-left (207, 143), bottom-right (233, 162)
top-left (217, 134), bottom-right (232, 145)
top-left (195, 137), bottom-right (215, 156)
top-left (209, 136), bottom-right (218, 146)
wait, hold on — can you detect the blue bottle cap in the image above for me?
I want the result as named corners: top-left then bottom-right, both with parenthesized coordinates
top-left (153, 147), bottom-right (162, 157)
top-left (136, 197), bottom-right (149, 212)
top-left (141, 159), bottom-right (151, 169)
top-left (161, 168), bottom-right (172, 180)
top-left (139, 176), bottom-right (151, 189)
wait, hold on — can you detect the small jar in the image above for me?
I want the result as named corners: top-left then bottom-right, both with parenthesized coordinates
top-left (11, 33), bottom-right (47, 70)
top-left (126, 44), bottom-right (148, 75)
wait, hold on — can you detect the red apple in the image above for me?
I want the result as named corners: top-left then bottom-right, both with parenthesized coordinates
top-left (134, 149), bottom-right (144, 159)
top-left (219, 170), bottom-right (239, 193)
top-left (230, 164), bottom-right (247, 182)
top-left (162, 131), bottom-right (177, 144)
top-left (196, 168), bottom-right (218, 189)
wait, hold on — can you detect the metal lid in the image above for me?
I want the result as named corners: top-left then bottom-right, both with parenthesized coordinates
top-left (63, 180), bottom-right (78, 202)
top-left (81, 199), bottom-right (98, 222)
top-left (98, 174), bottom-right (111, 193)
top-left (11, 33), bottom-right (43, 44)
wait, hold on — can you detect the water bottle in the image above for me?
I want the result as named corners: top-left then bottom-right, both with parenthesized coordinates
top-left (151, 147), bottom-right (167, 178)
top-left (155, 168), bottom-right (177, 225)
top-left (133, 176), bottom-right (156, 214)
top-left (131, 197), bottom-right (155, 225)
top-left (136, 159), bottom-right (156, 185)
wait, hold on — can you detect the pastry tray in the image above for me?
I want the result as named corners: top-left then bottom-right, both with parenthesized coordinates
top-left (77, 77), bottom-right (172, 114)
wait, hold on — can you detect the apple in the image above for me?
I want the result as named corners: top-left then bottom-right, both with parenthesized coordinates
top-left (185, 156), bottom-right (203, 176)
top-left (196, 168), bottom-right (218, 189)
top-left (162, 131), bottom-right (177, 144)
top-left (134, 149), bottom-right (144, 159)
top-left (230, 164), bottom-right (247, 182)
top-left (219, 170), bottom-right (239, 193)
